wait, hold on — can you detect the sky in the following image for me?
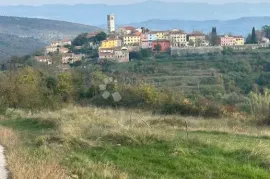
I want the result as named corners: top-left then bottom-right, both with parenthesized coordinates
top-left (0, 0), bottom-right (270, 5)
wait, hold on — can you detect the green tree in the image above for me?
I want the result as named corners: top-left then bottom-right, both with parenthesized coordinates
top-left (140, 48), bottom-right (152, 58)
top-left (56, 72), bottom-right (73, 101)
top-left (188, 40), bottom-right (195, 47)
top-left (17, 67), bottom-right (43, 111)
top-left (92, 32), bottom-right (107, 43)
top-left (129, 51), bottom-right (143, 60)
top-left (257, 72), bottom-right (270, 87)
top-left (210, 27), bottom-right (218, 46)
top-left (251, 27), bottom-right (257, 44)
top-left (154, 44), bottom-right (162, 53)
top-left (72, 33), bottom-right (88, 46)
top-left (195, 39), bottom-right (203, 47)
top-left (0, 71), bottom-right (20, 108)
top-left (46, 76), bottom-right (57, 93)
top-left (141, 27), bottom-right (150, 33)
top-left (246, 34), bottom-right (252, 44)
top-left (262, 25), bottom-right (270, 38)
top-left (246, 27), bottom-right (258, 44)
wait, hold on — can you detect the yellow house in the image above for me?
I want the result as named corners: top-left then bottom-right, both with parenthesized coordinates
top-left (100, 39), bottom-right (122, 48)
top-left (123, 35), bottom-right (141, 45)
top-left (188, 33), bottom-right (206, 47)
top-left (164, 32), bottom-right (170, 40)
top-left (189, 35), bottom-right (206, 43)
top-left (156, 31), bottom-right (166, 39)
top-left (233, 36), bottom-right (245, 46)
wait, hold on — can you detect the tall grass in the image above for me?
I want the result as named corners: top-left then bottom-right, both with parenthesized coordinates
top-left (3, 106), bottom-right (270, 178)
top-left (249, 89), bottom-right (270, 123)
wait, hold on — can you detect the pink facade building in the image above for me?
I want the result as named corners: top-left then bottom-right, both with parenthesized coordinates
top-left (140, 33), bottom-right (158, 49)
top-left (219, 35), bottom-right (234, 46)
top-left (141, 41), bottom-right (153, 49)
top-left (152, 40), bottom-right (171, 52)
top-left (140, 34), bottom-right (148, 42)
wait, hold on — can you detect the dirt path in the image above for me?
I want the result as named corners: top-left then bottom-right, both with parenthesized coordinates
top-left (0, 145), bottom-right (8, 179)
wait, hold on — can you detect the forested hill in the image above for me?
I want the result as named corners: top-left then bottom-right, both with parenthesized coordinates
top-left (0, 16), bottom-right (100, 59)
top-left (0, 16), bottom-right (100, 42)
top-left (0, 33), bottom-right (45, 60)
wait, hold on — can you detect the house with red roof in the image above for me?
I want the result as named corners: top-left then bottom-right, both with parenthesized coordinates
top-left (116, 26), bottom-right (136, 35)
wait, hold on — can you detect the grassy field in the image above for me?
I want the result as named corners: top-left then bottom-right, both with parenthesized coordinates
top-left (1, 106), bottom-right (270, 178)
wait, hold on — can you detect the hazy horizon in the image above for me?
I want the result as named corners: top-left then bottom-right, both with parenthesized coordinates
top-left (1, 0), bottom-right (270, 5)
top-left (1, 0), bottom-right (270, 27)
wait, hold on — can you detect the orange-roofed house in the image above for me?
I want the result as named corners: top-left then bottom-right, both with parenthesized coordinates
top-left (117, 26), bottom-right (136, 35)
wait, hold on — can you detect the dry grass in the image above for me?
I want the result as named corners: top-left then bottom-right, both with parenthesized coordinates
top-left (0, 126), bottom-right (68, 179)
top-left (65, 153), bottom-right (128, 179)
top-left (7, 106), bottom-right (270, 142)
top-left (2, 106), bottom-right (270, 178)
top-left (249, 89), bottom-right (270, 121)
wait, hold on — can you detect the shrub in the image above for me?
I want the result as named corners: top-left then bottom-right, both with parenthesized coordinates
top-left (160, 102), bottom-right (201, 116)
top-left (222, 92), bottom-right (249, 105)
top-left (203, 104), bottom-right (222, 118)
top-left (248, 89), bottom-right (270, 123)
top-left (137, 84), bottom-right (159, 106)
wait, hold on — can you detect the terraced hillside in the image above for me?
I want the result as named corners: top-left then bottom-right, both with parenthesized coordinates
top-left (109, 51), bottom-right (270, 97)
top-left (111, 58), bottom-right (224, 96)
top-left (143, 62), bottom-right (221, 92)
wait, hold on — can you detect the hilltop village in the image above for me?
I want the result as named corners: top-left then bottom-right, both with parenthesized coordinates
top-left (35, 14), bottom-right (270, 64)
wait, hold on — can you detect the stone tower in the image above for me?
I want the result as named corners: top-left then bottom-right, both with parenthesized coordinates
top-left (107, 14), bottom-right (115, 33)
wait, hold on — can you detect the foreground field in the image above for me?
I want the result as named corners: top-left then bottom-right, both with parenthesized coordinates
top-left (1, 106), bottom-right (270, 179)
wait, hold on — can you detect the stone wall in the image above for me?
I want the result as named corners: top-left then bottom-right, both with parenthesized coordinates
top-left (230, 43), bottom-right (270, 50)
top-left (171, 46), bottom-right (222, 56)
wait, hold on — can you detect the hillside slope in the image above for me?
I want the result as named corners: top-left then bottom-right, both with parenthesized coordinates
top-left (0, 16), bottom-right (100, 42)
top-left (0, 33), bottom-right (45, 60)
top-left (0, 16), bottom-right (100, 59)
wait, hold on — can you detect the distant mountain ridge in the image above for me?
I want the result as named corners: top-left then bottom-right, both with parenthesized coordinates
top-left (128, 17), bottom-right (270, 36)
top-left (1, 1), bottom-right (270, 26)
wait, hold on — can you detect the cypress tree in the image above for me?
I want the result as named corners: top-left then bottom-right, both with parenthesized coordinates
top-left (251, 27), bottom-right (257, 44)
top-left (210, 27), bottom-right (218, 46)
